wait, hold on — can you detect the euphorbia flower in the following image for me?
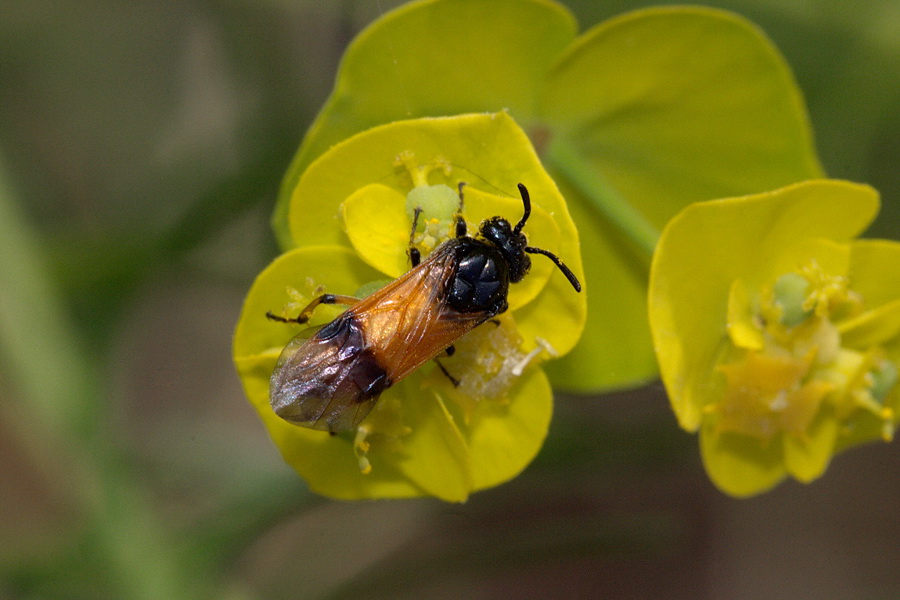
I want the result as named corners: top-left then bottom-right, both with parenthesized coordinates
top-left (234, 112), bottom-right (586, 501)
top-left (274, 0), bottom-right (822, 391)
top-left (649, 180), bottom-right (899, 497)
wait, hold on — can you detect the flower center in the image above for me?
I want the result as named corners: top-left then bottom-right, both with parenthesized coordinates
top-left (710, 261), bottom-right (897, 442)
top-left (394, 151), bottom-right (464, 256)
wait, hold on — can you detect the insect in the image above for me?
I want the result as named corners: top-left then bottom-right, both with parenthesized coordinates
top-left (267, 183), bottom-right (582, 432)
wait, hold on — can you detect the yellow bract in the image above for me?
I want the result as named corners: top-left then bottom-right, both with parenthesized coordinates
top-left (276, 1), bottom-right (823, 391)
top-left (234, 113), bottom-right (585, 501)
top-left (649, 180), bottom-right (899, 497)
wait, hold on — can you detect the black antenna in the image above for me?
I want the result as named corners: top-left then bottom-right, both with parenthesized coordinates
top-left (513, 183), bottom-right (531, 235)
top-left (515, 183), bottom-right (581, 292)
top-left (525, 246), bottom-right (582, 292)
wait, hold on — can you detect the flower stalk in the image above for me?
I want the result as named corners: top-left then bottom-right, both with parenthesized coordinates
top-left (545, 136), bottom-right (659, 258)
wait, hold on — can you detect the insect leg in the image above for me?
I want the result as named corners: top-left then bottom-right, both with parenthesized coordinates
top-left (408, 206), bottom-right (423, 267)
top-left (454, 182), bottom-right (467, 238)
top-left (266, 293), bottom-right (359, 324)
top-left (435, 359), bottom-right (460, 387)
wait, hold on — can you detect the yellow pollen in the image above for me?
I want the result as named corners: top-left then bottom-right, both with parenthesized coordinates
top-left (798, 261), bottom-right (852, 317)
top-left (413, 218), bottom-right (454, 254)
top-left (346, 396), bottom-right (414, 473)
top-left (354, 426), bottom-right (373, 475)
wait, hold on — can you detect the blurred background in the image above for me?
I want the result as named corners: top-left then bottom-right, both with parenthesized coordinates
top-left (1, 1), bottom-right (897, 598)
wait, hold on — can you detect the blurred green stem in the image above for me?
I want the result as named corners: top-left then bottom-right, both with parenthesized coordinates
top-left (545, 136), bottom-right (659, 257)
top-left (0, 157), bottom-right (200, 599)
top-left (58, 142), bottom-right (288, 346)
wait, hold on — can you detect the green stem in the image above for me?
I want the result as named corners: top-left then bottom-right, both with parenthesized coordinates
top-left (545, 137), bottom-right (659, 257)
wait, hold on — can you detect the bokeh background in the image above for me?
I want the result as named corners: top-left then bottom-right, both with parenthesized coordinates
top-left (1, 1), bottom-right (897, 598)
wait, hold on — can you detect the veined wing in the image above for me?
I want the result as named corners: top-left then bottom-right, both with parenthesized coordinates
top-left (350, 240), bottom-right (487, 383)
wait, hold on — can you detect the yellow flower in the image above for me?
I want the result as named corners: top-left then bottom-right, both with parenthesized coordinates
top-left (233, 113), bottom-right (586, 501)
top-left (649, 180), bottom-right (899, 497)
top-left (275, 0), bottom-right (822, 391)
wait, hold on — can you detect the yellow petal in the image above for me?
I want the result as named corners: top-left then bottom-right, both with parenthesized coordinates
top-left (465, 367), bottom-right (553, 492)
top-left (839, 299), bottom-right (900, 349)
top-left (700, 425), bottom-right (787, 497)
top-left (726, 279), bottom-right (764, 350)
top-left (389, 381), bottom-right (472, 502)
top-left (342, 183), bottom-right (411, 278)
top-left (782, 406), bottom-right (839, 483)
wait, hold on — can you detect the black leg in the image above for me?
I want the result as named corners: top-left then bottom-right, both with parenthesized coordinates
top-left (455, 182), bottom-right (467, 238)
top-left (454, 215), bottom-right (467, 238)
top-left (408, 206), bottom-right (423, 267)
top-left (435, 359), bottom-right (460, 387)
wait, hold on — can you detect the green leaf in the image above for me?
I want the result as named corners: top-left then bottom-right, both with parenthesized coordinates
top-left (341, 183), bottom-right (412, 278)
top-left (845, 239), bottom-right (900, 309)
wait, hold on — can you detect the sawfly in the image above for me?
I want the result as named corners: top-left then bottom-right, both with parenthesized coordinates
top-left (267, 183), bottom-right (581, 432)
